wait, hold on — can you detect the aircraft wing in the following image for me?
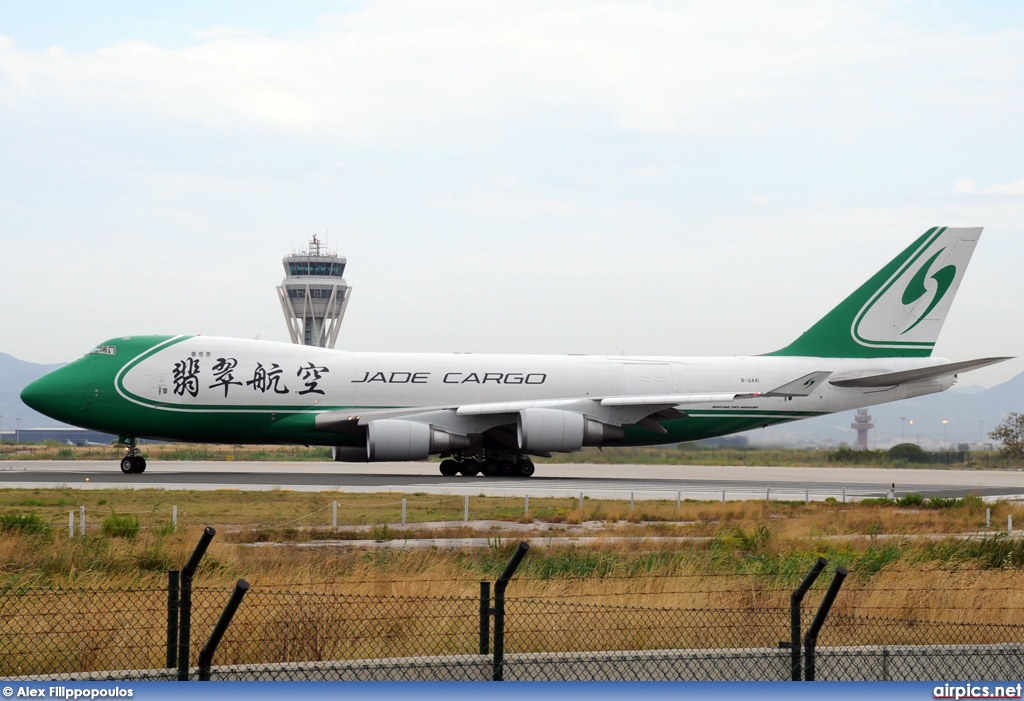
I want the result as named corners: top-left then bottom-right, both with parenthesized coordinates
top-left (312, 369), bottom-right (854, 459)
top-left (315, 370), bottom-right (838, 435)
top-left (829, 357), bottom-right (1012, 388)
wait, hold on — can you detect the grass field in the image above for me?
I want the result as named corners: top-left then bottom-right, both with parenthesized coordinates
top-left (0, 487), bottom-right (1023, 625)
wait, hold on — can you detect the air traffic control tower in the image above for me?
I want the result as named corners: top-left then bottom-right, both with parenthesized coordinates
top-left (277, 235), bottom-right (352, 348)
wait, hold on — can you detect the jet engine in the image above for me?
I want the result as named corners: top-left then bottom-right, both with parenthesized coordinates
top-left (358, 419), bottom-right (471, 461)
top-left (517, 408), bottom-right (623, 453)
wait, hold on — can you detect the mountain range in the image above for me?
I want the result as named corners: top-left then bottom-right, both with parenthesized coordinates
top-left (0, 353), bottom-right (65, 432)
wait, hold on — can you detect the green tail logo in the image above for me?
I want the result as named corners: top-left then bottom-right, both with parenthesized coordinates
top-left (900, 248), bottom-right (956, 335)
top-left (766, 226), bottom-right (981, 358)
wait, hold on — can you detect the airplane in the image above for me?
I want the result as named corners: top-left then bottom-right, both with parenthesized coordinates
top-left (21, 226), bottom-right (1010, 477)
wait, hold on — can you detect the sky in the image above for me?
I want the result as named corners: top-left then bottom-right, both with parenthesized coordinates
top-left (1, 0), bottom-right (1023, 388)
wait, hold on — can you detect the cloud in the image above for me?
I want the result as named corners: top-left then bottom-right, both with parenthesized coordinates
top-left (953, 178), bottom-right (1024, 195)
top-left (1, 1), bottom-right (1022, 143)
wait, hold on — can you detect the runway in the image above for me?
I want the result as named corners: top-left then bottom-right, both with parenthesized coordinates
top-left (1, 460), bottom-right (1023, 501)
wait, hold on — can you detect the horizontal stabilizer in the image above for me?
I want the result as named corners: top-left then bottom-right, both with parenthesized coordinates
top-left (829, 357), bottom-right (1012, 388)
top-left (763, 371), bottom-right (833, 397)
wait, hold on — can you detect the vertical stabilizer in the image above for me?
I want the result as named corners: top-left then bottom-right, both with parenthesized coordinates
top-left (768, 227), bottom-right (982, 358)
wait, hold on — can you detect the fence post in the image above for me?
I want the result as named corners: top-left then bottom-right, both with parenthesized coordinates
top-left (493, 541), bottom-right (530, 681)
top-left (402, 498), bottom-right (407, 526)
top-left (842, 487), bottom-right (846, 504)
top-left (579, 492), bottom-right (583, 512)
top-left (630, 492), bottom-right (634, 511)
top-left (986, 508), bottom-right (991, 529)
top-left (198, 579), bottom-right (250, 681)
top-left (172, 506), bottom-right (178, 530)
top-left (803, 566), bottom-right (849, 681)
top-left (332, 501), bottom-right (337, 528)
top-left (465, 495), bottom-right (469, 522)
top-left (167, 570), bottom-right (180, 669)
top-left (805, 488), bottom-right (809, 504)
top-left (80, 505), bottom-right (85, 535)
top-left (69, 511), bottom-right (74, 538)
top-left (1010, 515), bottom-right (1013, 534)
top-left (789, 557), bottom-right (827, 680)
top-left (677, 491), bottom-right (681, 509)
top-left (178, 526), bottom-right (216, 681)
top-left (524, 495), bottom-right (529, 518)
top-left (766, 488), bottom-right (770, 505)
top-left (722, 490), bottom-right (726, 503)
top-left (479, 581), bottom-right (490, 655)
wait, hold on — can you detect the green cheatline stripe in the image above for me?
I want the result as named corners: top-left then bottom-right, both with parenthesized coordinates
top-left (115, 334), bottom-right (192, 406)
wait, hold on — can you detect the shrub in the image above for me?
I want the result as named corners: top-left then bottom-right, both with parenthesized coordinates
top-left (896, 493), bottom-right (925, 507)
top-left (0, 513), bottom-right (49, 534)
top-left (889, 443), bottom-right (928, 463)
top-left (829, 447), bottom-right (863, 463)
top-left (959, 494), bottom-right (985, 511)
top-left (102, 513), bottom-right (140, 539)
top-left (371, 524), bottom-right (396, 541)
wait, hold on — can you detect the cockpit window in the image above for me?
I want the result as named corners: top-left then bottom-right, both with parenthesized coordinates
top-left (87, 346), bottom-right (117, 356)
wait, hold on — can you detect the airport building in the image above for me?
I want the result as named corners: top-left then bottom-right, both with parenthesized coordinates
top-left (277, 235), bottom-right (352, 349)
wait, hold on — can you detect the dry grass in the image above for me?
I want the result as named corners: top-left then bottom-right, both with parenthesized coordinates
top-left (1, 489), bottom-right (1023, 622)
top-left (4, 489), bottom-right (1024, 675)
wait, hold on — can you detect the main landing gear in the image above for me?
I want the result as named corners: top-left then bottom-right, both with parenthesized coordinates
top-left (119, 444), bottom-right (147, 474)
top-left (439, 450), bottom-right (536, 478)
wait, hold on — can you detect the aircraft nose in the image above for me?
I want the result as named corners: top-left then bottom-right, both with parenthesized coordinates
top-left (20, 368), bottom-right (80, 423)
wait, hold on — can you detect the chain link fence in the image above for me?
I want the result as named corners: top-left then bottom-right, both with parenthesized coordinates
top-left (3, 585), bottom-right (1023, 682)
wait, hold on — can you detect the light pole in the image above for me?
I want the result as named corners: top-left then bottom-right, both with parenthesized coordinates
top-left (900, 416), bottom-right (906, 442)
top-left (15, 418), bottom-right (21, 443)
top-left (909, 419), bottom-right (916, 445)
top-left (942, 420), bottom-right (949, 449)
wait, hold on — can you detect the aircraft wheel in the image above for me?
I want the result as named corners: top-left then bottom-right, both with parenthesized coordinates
top-left (498, 460), bottom-right (516, 476)
top-left (135, 457), bottom-right (147, 474)
top-left (120, 457), bottom-right (135, 474)
top-left (516, 460), bottom-right (535, 477)
top-left (459, 462), bottom-right (480, 477)
top-left (439, 460), bottom-right (460, 476)
top-left (482, 460), bottom-right (500, 477)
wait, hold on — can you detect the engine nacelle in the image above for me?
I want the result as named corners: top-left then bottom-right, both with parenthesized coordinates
top-left (365, 419), bottom-right (471, 461)
top-left (517, 408), bottom-right (624, 453)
